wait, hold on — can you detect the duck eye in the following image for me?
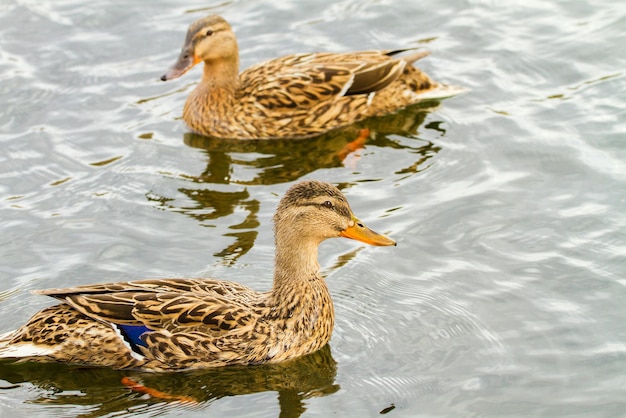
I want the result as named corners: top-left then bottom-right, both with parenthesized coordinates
top-left (205, 29), bottom-right (214, 36)
top-left (321, 201), bottom-right (334, 209)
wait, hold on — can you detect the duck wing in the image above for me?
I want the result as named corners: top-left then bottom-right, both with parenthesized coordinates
top-left (35, 278), bottom-right (258, 334)
top-left (240, 50), bottom-right (409, 111)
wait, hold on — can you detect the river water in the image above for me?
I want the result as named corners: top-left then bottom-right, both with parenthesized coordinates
top-left (0, 0), bottom-right (624, 417)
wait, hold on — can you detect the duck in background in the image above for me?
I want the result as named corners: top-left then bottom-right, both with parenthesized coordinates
top-left (161, 15), bottom-right (464, 139)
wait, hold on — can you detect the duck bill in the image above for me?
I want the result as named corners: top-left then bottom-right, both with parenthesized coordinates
top-left (161, 48), bottom-right (200, 81)
top-left (340, 216), bottom-right (396, 246)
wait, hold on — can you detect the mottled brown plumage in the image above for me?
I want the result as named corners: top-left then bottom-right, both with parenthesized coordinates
top-left (161, 15), bottom-right (465, 139)
top-left (0, 181), bottom-right (395, 371)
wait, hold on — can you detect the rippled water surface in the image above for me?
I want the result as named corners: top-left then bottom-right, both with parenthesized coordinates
top-left (1, 0), bottom-right (625, 417)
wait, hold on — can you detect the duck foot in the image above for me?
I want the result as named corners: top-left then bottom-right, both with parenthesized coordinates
top-left (122, 377), bottom-right (196, 404)
top-left (337, 128), bottom-right (370, 166)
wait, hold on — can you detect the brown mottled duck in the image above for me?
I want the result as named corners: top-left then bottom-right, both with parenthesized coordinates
top-left (160, 14), bottom-right (465, 139)
top-left (0, 180), bottom-right (395, 371)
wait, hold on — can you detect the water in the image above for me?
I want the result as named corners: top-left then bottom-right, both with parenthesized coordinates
top-left (1, 0), bottom-right (625, 416)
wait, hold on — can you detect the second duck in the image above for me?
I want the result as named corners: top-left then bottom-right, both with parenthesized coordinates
top-left (161, 15), bottom-right (464, 139)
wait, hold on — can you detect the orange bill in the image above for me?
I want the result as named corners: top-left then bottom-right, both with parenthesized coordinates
top-left (340, 216), bottom-right (396, 246)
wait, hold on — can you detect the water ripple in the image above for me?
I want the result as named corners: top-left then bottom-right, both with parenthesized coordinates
top-left (1, 0), bottom-right (625, 417)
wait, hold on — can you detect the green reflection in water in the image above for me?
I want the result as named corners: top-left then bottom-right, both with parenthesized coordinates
top-left (0, 344), bottom-right (337, 418)
top-left (147, 103), bottom-right (444, 263)
top-left (183, 101), bottom-right (442, 185)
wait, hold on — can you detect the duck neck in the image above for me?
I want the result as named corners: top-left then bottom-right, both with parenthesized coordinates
top-left (272, 236), bottom-right (322, 295)
top-left (269, 230), bottom-right (333, 311)
top-left (269, 233), bottom-right (334, 344)
top-left (200, 55), bottom-right (240, 91)
top-left (264, 232), bottom-right (335, 354)
top-left (183, 56), bottom-right (241, 136)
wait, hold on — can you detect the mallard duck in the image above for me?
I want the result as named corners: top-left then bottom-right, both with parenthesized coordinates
top-left (0, 180), bottom-right (395, 371)
top-left (161, 14), bottom-right (464, 139)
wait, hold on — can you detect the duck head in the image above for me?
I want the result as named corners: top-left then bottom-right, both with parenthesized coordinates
top-left (161, 15), bottom-right (239, 81)
top-left (274, 180), bottom-right (396, 247)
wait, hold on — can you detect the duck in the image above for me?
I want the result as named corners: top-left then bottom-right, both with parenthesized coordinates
top-left (160, 14), bottom-right (464, 139)
top-left (0, 180), bottom-right (395, 371)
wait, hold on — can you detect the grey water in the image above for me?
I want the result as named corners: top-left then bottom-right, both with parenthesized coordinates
top-left (0, 0), bottom-right (625, 417)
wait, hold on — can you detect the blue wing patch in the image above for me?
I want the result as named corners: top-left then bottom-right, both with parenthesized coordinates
top-left (116, 324), bottom-right (151, 349)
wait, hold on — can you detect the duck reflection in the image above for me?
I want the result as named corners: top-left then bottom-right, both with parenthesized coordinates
top-left (149, 103), bottom-right (442, 263)
top-left (184, 102), bottom-right (442, 185)
top-left (146, 184), bottom-right (261, 265)
top-left (0, 344), bottom-right (337, 418)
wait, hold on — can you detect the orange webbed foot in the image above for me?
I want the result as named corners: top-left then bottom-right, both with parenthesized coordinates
top-left (337, 128), bottom-right (370, 168)
top-left (122, 377), bottom-right (197, 404)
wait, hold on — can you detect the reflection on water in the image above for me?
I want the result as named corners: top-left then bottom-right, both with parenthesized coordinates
top-left (146, 104), bottom-right (443, 263)
top-left (147, 188), bottom-right (260, 265)
top-left (183, 102), bottom-right (442, 185)
top-left (0, 345), bottom-right (337, 418)
top-left (2, 0), bottom-right (625, 415)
